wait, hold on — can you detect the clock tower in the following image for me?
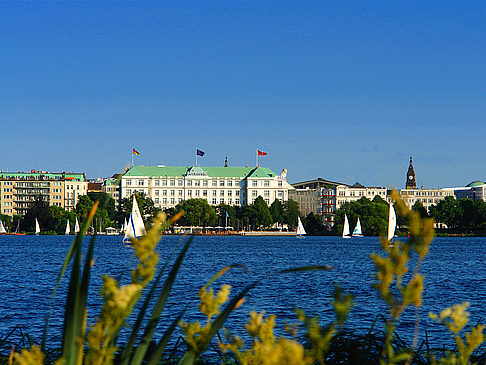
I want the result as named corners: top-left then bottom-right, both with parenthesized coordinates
top-left (406, 156), bottom-right (416, 189)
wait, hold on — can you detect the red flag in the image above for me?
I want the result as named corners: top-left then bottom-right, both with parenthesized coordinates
top-left (257, 150), bottom-right (267, 156)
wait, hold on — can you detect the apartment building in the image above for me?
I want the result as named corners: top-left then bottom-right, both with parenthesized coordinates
top-left (0, 171), bottom-right (87, 216)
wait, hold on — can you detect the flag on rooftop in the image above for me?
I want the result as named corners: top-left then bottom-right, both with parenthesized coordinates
top-left (133, 148), bottom-right (140, 156)
top-left (196, 149), bottom-right (205, 156)
top-left (257, 150), bottom-right (267, 156)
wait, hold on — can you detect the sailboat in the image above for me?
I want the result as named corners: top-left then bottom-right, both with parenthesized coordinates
top-left (74, 217), bottom-right (80, 234)
top-left (342, 214), bottom-right (351, 238)
top-left (35, 218), bottom-right (40, 235)
top-left (296, 216), bottom-right (306, 237)
top-left (387, 203), bottom-right (397, 244)
top-left (0, 221), bottom-right (7, 235)
top-left (123, 196), bottom-right (146, 245)
top-left (352, 218), bottom-right (363, 237)
top-left (65, 220), bottom-right (71, 235)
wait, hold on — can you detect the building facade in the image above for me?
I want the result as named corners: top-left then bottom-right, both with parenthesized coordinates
top-left (322, 183), bottom-right (388, 227)
top-left (290, 178), bottom-right (345, 218)
top-left (0, 171), bottom-right (87, 216)
top-left (120, 165), bottom-right (292, 209)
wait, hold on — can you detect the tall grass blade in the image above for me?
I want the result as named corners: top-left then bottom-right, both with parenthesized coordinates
top-left (145, 310), bottom-right (186, 365)
top-left (129, 236), bottom-right (194, 365)
top-left (118, 258), bottom-right (170, 365)
top-left (179, 280), bottom-right (259, 365)
top-left (41, 205), bottom-right (96, 350)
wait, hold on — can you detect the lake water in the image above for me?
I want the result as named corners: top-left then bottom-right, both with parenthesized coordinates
top-left (0, 234), bottom-right (484, 352)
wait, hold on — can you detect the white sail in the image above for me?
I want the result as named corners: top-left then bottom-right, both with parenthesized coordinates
top-left (74, 217), bottom-right (80, 234)
top-left (352, 218), bottom-right (363, 237)
top-left (35, 218), bottom-right (40, 235)
top-left (0, 221), bottom-right (6, 234)
top-left (342, 214), bottom-right (351, 238)
top-left (123, 218), bottom-right (128, 233)
top-left (387, 203), bottom-right (397, 242)
top-left (296, 216), bottom-right (306, 236)
top-left (65, 220), bottom-right (70, 235)
top-left (123, 196), bottom-right (146, 244)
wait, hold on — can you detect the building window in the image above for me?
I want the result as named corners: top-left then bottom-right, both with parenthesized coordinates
top-left (203, 190), bottom-right (208, 197)
top-left (220, 181), bottom-right (225, 187)
top-left (203, 180), bottom-right (208, 187)
top-left (195, 190), bottom-right (200, 197)
top-left (171, 198), bottom-right (175, 204)
top-left (155, 190), bottom-right (159, 196)
top-left (188, 190), bottom-right (192, 197)
top-left (127, 180), bottom-right (132, 186)
top-left (170, 180), bottom-right (175, 186)
top-left (170, 190), bottom-right (175, 196)
top-left (187, 180), bottom-right (192, 187)
top-left (163, 198), bottom-right (167, 204)
top-left (212, 180), bottom-right (217, 187)
top-left (163, 190), bottom-right (167, 196)
top-left (265, 199), bottom-right (269, 204)
top-left (220, 190), bottom-right (224, 196)
top-left (236, 190), bottom-right (240, 196)
top-left (252, 191), bottom-right (257, 197)
top-left (155, 180), bottom-right (160, 186)
top-left (264, 181), bottom-right (269, 187)
top-left (162, 180), bottom-right (167, 186)
top-left (212, 190), bottom-right (217, 197)
top-left (220, 198), bottom-right (224, 204)
top-left (227, 181), bottom-right (232, 187)
top-left (155, 198), bottom-right (159, 204)
top-left (139, 180), bottom-right (144, 186)
top-left (212, 198), bottom-right (217, 205)
top-left (264, 190), bottom-right (269, 197)
top-left (178, 190), bottom-right (183, 197)
top-left (195, 180), bottom-right (200, 187)
top-left (228, 198), bottom-right (232, 205)
top-left (178, 180), bottom-right (183, 186)
top-left (227, 190), bottom-right (232, 196)
top-left (252, 181), bottom-right (258, 187)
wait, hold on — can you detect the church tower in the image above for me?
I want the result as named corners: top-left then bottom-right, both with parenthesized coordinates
top-left (406, 156), bottom-right (416, 189)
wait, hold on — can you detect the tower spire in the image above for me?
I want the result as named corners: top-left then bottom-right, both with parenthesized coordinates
top-left (406, 156), bottom-right (416, 189)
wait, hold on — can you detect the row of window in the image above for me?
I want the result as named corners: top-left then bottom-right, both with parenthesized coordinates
top-left (126, 179), bottom-right (281, 188)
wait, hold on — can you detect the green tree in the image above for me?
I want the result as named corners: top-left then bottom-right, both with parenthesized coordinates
top-left (333, 197), bottom-right (388, 236)
top-left (22, 195), bottom-right (50, 233)
top-left (216, 203), bottom-right (236, 228)
top-left (283, 199), bottom-right (301, 228)
top-left (118, 192), bottom-right (160, 224)
top-left (251, 196), bottom-right (273, 229)
top-left (269, 199), bottom-right (284, 225)
top-left (175, 199), bottom-right (217, 227)
top-left (88, 192), bottom-right (116, 220)
top-left (76, 195), bottom-right (94, 220)
top-left (412, 201), bottom-right (429, 219)
top-left (0, 214), bottom-right (12, 232)
top-left (429, 196), bottom-right (462, 229)
top-left (303, 212), bottom-right (324, 235)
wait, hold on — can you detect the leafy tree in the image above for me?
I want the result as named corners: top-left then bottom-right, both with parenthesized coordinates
top-left (429, 196), bottom-right (463, 229)
top-left (0, 214), bottom-right (12, 232)
top-left (269, 199), bottom-right (284, 225)
top-left (412, 201), bottom-right (429, 219)
top-left (216, 203), bottom-right (236, 228)
top-left (76, 195), bottom-right (94, 220)
top-left (175, 199), bottom-right (217, 227)
top-left (283, 199), bottom-right (301, 228)
top-left (303, 212), bottom-right (324, 235)
top-left (333, 197), bottom-right (388, 236)
top-left (22, 195), bottom-right (50, 233)
top-left (251, 196), bottom-right (273, 229)
top-left (118, 192), bottom-right (160, 224)
top-left (88, 192), bottom-right (116, 220)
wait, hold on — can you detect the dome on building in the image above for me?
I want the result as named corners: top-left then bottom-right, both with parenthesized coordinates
top-left (466, 181), bottom-right (486, 187)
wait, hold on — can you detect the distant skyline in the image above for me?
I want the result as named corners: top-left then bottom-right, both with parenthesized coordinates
top-left (2, 2), bottom-right (485, 188)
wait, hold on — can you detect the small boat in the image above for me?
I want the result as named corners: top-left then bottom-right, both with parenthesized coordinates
top-left (74, 217), bottom-right (80, 234)
top-left (387, 203), bottom-right (397, 245)
top-left (65, 220), bottom-right (71, 235)
top-left (123, 196), bottom-right (146, 245)
top-left (35, 218), bottom-right (40, 235)
top-left (352, 218), bottom-right (363, 237)
top-left (342, 214), bottom-right (351, 239)
top-left (296, 216), bottom-right (306, 237)
top-left (0, 221), bottom-right (7, 234)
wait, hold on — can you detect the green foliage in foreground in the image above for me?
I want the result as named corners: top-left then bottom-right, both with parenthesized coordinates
top-left (7, 193), bottom-right (486, 365)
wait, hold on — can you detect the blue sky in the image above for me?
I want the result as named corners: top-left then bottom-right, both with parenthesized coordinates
top-left (1, 2), bottom-right (485, 188)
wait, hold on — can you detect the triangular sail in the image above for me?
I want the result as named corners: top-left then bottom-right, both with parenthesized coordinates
top-left (65, 220), bottom-right (70, 235)
top-left (296, 216), bottom-right (306, 236)
top-left (342, 215), bottom-right (350, 238)
top-left (123, 196), bottom-right (146, 244)
top-left (352, 218), bottom-right (363, 237)
top-left (74, 217), bottom-right (80, 234)
top-left (387, 203), bottom-right (397, 242)
top-left (35, 218), bottom-right (40, 235)
top-left (0, 221), bottom-right (6, 234)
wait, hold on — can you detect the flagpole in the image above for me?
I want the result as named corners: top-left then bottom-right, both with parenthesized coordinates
top-left (256, 149), bottom-right (258, 167)
top-left (131, 148), bottom-right (134, 167)
top-left (195, 149), bottom-right (198, 167)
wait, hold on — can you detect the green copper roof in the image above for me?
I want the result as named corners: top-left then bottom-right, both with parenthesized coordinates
top-left (467, 181), bottom-right (486, 187)
top-left (0, 172), bottom-right (85, 181)
top-left (125, 165), bottom-right (279, 178)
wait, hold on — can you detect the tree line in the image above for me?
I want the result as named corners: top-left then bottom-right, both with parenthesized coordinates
top-left (0, 192), bottom-right (327, 234)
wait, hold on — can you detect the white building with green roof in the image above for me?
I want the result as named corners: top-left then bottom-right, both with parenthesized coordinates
top-left (120, 165), bottom-right (293, 209)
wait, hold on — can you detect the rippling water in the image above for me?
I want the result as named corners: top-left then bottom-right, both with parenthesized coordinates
top-left (0, 234), bottom-right (484, 350)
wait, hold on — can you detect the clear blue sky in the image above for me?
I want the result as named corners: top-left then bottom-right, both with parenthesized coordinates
top-left (2, 2), bottom-right (485, 188)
